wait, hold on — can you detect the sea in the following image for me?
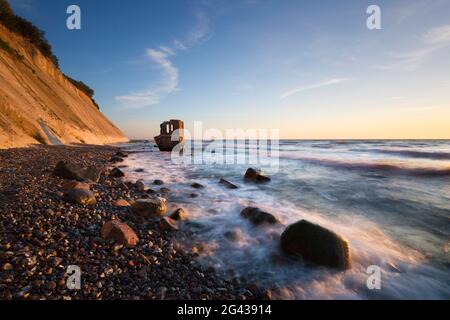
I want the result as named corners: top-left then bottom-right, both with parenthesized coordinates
top-left (119, 140), bottom-right (450, 300)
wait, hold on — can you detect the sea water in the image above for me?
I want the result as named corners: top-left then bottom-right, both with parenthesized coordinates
top-left (119, 140), bottom-right (450, 299)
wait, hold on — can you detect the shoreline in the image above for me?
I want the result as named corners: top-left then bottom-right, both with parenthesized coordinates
top-left (0, 144), bottom-right (261, 300)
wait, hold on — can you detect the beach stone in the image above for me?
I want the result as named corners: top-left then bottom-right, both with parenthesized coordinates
top-left (2, 263), bottom-right (13, 271)
top-left (153, 179), bottom-right (164, 186)
top-left (65, 187), bottom-right (96, 205)
top-left (62, 181), bottom-right (90, 191)
top-left (159, 187), bottom-right (170, 195)
top-left (134, 180), bottom-right (146, 192)
top-left (110, 167), bottom-right (125, 178)
top-left (240, 207), bottom-right (279, 226)
top-left (280, 220), bottom-right (351, 269)
top-left (224, 228), bottom-right (244, 242)
top-left (116, 151), bottom-right (128, 158)
top-left (244, 168), bottom-right (271, 183)
top-left (191, 182), bottom-right (205, 189)
top-left (101, 220), bottom-right (139, 247)
top-left (135, 168), bottom-right (145, 172)
top-left (109, 156), bottom-right (124, 163)
top-left (113, 199), bottom-right (130, 207)
top-left (131, 197), bottom-right (168, 217)
top-left (54, 161), bottom-right (102, 182)
top-left (83, 166), bottom-right (103, 182)
top-left (158, 217), bottom-right (178, 231)
top-left (170, 208), bottom-right (187, 221)
top-left (219, 178), bottom-right (239, 189)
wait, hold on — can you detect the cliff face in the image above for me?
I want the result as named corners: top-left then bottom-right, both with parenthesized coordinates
top-left (0, 23), bottom-right (128, 148)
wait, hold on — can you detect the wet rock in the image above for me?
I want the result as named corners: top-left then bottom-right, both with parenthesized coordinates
top-left (191, 182), bottom-right (205, 189)
top-left (170, 208), bottom-right (187, 221)
top-left (113, 199), bottom-right (130, 207)
top-left (219, 178), bottom-right (239, 189)
top-left (109, 167), bottom-right (125, 178)
top-left (280, 220), bottom-right (351, 269)
top-left (240, 207), bottom-right (279, 226)
top-left (189, 193), bottom-right (199, 198)
top-left (224, 228), bottom-right (244, 242)
top-left (244, 168), bottom-right (271, 183)
top-left (159, 187), bottom-right (170, 194)
top-left (116, 151), bottom-right (128, 158)
top-left (134, 180), bottom-right (146, 192)
top-left (158, 217), bottom-right (179, 231)
top-left (109, 156), bottom-right (124, 163)
top-left (153, 179), bottom-right (164, 186)
top-left (131, 197), bottom-right (168, 218)
top-left (101, 220), bottom-right (139, 247)
top-left (135, 168), bottom-right (145, 173)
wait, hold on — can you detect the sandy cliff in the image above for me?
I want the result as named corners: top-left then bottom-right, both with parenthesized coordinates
top-left (0, 23), bottom-right (128, 148)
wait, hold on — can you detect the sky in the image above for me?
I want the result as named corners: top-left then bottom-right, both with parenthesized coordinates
top-left (9, 0), bottom-right (450, 139)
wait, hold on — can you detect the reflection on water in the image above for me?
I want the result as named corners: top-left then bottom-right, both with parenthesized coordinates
top-left (120, 140), bottom-right (450, 299)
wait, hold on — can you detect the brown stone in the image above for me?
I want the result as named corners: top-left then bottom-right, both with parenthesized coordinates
top-left (101, 220), bottom-right (139, 247)
top-left (62, 181), bottom-right (90, 191)
top-left (65, 188), bottom-right (96, 205)
top-left (110, 167), bottom-right (125, 178)
top-left (158, 217), bottom-right (178, 231)
top-left (113, 199), bottom-right (130, 207)
top-left (131, 197), bottom-right (168, 218)
top-left (240, 207), bottom-right (279, 225)
top-left (170, 208), bottom-right (187, 221)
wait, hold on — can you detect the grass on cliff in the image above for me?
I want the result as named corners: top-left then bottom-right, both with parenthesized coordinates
top-left (0, 37), bottom-right (23, 60)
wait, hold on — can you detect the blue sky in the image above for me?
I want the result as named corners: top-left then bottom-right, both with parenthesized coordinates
top-left (9, 0), bottom-right (450, 139)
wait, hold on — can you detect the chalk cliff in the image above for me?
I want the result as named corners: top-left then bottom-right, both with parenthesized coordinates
top-left (0, 22), bottom-right (128, 148)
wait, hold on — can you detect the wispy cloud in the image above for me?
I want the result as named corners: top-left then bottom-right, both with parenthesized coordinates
top-left (9, 0), bottom-right (34, 11)
top-left (373, 24), bottom-right (450, 71)
top-left (116, 8), bottom-right (212, 109)
top-left (280, 78), bottom-right (348, 99)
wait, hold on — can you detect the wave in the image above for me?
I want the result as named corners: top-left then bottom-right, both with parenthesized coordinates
top-left (351, 148), bottom-right (450, 160)
top-left (280, 154), bottom-right (450, 177)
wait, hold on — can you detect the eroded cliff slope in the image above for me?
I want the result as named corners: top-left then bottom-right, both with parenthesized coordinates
top-left (0, 23), bottom-right (128, 148)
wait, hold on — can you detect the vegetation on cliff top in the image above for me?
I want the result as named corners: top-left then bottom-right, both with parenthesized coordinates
top-left (0, 0), bottom-right (99, 109)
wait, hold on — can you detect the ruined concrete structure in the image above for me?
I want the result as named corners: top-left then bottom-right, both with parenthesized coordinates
top-left (154, 120), bottom-right (185, 151)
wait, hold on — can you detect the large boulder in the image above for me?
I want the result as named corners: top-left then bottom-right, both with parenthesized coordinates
top-left (131, 197), bottom-right (168, 218)
top-left (280, 220), bottom-right (351, 270)
top-left (101, 220), bottom-right (138, 247)
top-left (240, 207), bottom-right (279, 226)
top-left (64, 184), bottom-right (96, 205)
top-left (244, 168), bottom-right (271, 183)
top-left (54, 161), bottom-right (103, 182)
